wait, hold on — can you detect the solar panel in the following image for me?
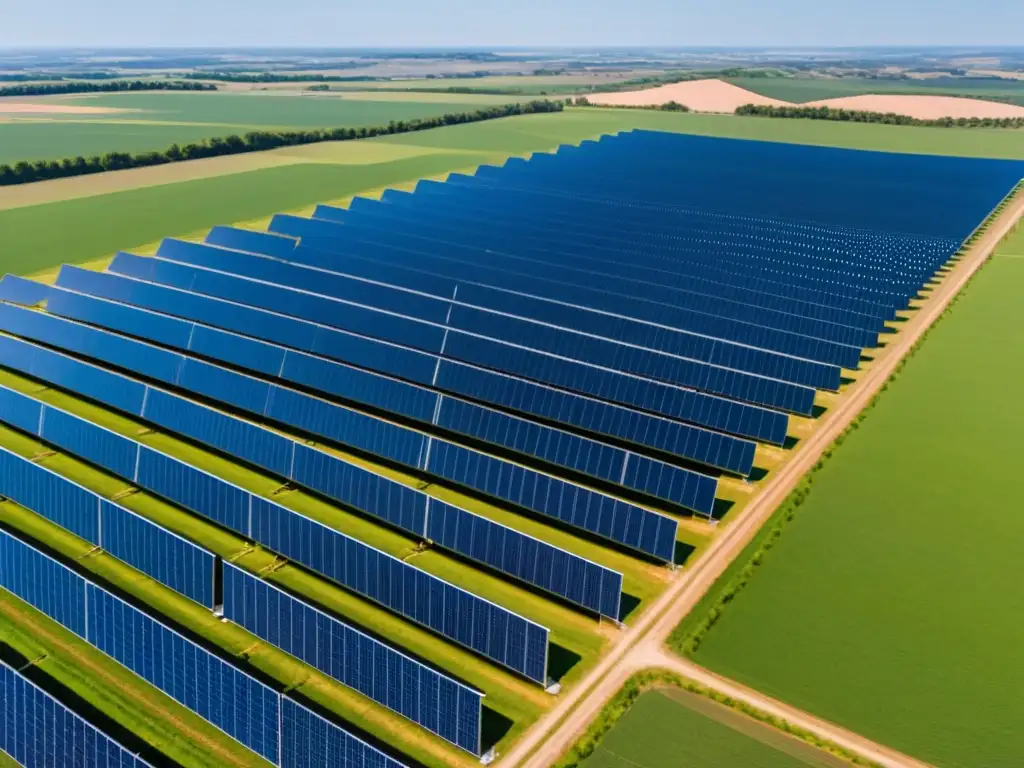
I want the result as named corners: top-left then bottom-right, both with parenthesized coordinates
top-left (0, 659), bottom-right (153, 768)
top-left (0, 527), bottom-right (87, 638)
top-left (0, 528), bottom-right (278, 763)
top-left (150, 239), bottom-right (817, 415)
top-left (53, 266), bottom-right (754, 477)
top-left (86, 584), bottom-right (281, 763)
top-left (0, 365), bottom-right (552, 678)
top-left (279, 212), bottom-right (880, 349)
top-left (222, 563), bottom-right (484, 755)
top-left (105, 251), bottom-right (789, 445)
top-left (279, 697), bottom-right (409, 768)
top-left (210, 223), bottom-right (863, 372)
top-left (0, 331), bottom-right (625, 619)
top-left (0, 299), bottom-right (684, 559)
top-left (0, 388), bottom-right (216, 607)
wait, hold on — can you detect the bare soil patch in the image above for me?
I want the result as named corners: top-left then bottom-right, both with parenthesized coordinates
top-left (587, 79), bottom-right (787, 113)
top-left (807, 94), bottom-right (1024, 119)
top-left (0, 101), bottom-right (134, 115)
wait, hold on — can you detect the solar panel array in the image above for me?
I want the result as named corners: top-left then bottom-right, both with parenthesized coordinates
top-left (3, 129), bottom-right (1021, 767)
top-left (0, 659), bottom-right (152, 768)
top-left (0, 392), bottom-right (215, 607)
top-left (0, 371), bottom-right (553, 682)
top-left (0, 529), bottom-right (409, 767)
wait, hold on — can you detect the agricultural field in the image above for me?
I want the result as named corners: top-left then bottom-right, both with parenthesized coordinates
top-left (0, 89), bottom-right (527, 164)
top-left (682, 222), bottom-right (1024, 768)
top-left (4, 107), bottom-right (1024, 279)
top-left (726, 75), bottom-right (1024, 105)
top-left (579, 689), bottom-right (847, 768)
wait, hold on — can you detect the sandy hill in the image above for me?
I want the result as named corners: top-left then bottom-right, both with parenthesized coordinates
top-left (588, 78), bottom-right (1024, 120)
top-left (586, 79), bottom-right (786, 113)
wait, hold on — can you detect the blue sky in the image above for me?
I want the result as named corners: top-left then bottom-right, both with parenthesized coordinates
top-left (1, 0), bottom-right (1021, 48)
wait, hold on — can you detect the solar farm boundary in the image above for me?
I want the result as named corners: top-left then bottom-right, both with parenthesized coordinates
top-left (500, 185), bottom-right (1024, 768)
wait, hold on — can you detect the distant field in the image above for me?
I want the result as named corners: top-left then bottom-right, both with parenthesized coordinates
top-left (727, 76), bottom-right (1024, 105)
top-left (0, 91), bottom-right (519, 164)
top-left (686, 228), bottom-right (1024, 768)
top-left (580, 688), bottom-right (846, 767)
top-left (4, 108), bottom-right (1024, 278)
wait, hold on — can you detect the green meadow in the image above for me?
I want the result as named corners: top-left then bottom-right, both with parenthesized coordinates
top-left (580, 689), bottom-right (847, 768)
top-left (682, 228), bottom-right (1024, 768)
top-left (0, 91), bottom-right (516, 164)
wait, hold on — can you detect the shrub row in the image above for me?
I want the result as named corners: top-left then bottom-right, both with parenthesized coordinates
top-left (670, 180), bottom-right (1024, 659)
top-left (573, 96), bottom-right (690, 112)
top-left (0, 99), bottom-right (564, 187)
top-left (0, 80), bottom-right (216, 98)
top-left (555, 669), bottom-right (881, 768)
top-left (735, 103), bottom-right (1024, 129)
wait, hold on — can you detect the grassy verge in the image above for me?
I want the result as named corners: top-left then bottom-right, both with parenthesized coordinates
top-left (669, 184), bottom-right (1022, 655)
top-left (554, 669), bottom-right (877, 768)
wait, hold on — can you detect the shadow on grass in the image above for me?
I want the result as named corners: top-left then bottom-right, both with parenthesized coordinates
top-left (482, 707), bottom-right (515, 755)
top-left (811, 404), bottom-right (828, 419)
top-left (673, 539), bottom-right (698, 567)
top-left (782, 434), bottom-right (801, 450)
top-left (618, 592), bottom-right (642, 623)
top-left (0, 641), bottom-right (177, 767)
top-left (747, 465), bottom-right (769, 483)
top-left (839, 375), bottom-right (856, 387)
top-left (547, 643), bottom-right (582, 684)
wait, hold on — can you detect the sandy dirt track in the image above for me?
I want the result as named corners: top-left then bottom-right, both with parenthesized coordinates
top-left (587, 79), bottom-right (787, 112)
top-left (500, 192), bottom-right (1024, 768)
top-left (589, 78), bottom-right (1024, 119)
top-left (0, 101), bottom-right (130, 115)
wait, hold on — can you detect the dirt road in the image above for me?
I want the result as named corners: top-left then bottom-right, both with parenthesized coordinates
top-left (501, 192), bottom-right (1024, 768)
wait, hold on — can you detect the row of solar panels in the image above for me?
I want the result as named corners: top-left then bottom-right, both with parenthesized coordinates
top-left (0, 384), bottom-right (553, 682)
top-left (0, 285), bottom-right (685, 560)
top-left (0, 422), bottom-right (493, 753)
top-left (0, 528), bottom-right (412, 765)
top-left (515, 130), bottom-right (1021, 241)
top-left (0, 324), bottom-right (627, 621)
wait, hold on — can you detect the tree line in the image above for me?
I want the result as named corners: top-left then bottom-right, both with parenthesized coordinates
top-left (0, 80), bottom-right (217, 98)
top-left (0, 100), bottom-right (564, 187)
top-left (735, 103), bottom-right (1024, 129)
top-left (573, 96), bottom-right (690, 112)
top-left (184, 72), bottom-right (379, 83)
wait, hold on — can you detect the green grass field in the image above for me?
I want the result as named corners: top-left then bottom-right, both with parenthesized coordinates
top-left (4, 108), bottom-right (1024, 279)
top-left (683, 225), bottom-right (1024, 768)
top-left (580, 688), bottom-right (847, 768)
top-left (726, 75), bottom-right (1024, 105)
top-left (0, 91), bottom-right (521, 164)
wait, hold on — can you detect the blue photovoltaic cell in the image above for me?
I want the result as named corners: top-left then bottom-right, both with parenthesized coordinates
top-left (250, 496), bottom-right (553, 681)
top-left (144, 242), bottom-right (814, 416)
top-left (0, 361), bottom-right (551, 677)
top-left (425, 439), bottom-right (680, 563)
top-left (87, 584), bottom-right (280, 763)
top-left (0, 528), bottom-right (87, 638)
top-left (222, 563), bottom-right (483, 755)
top-left (0, 444), bottom-right (99, 545)
top-left (52, 266), bottom-right (742, 485)
top-left (102, 252), bottom-right (790, 444)
top-left (0, 331), bottom-right (624, 620)
top-left (426, 500), bottom-right (622, 621)
top-left (206, 224), bottom-right (299, 261)
top-left (0, 300), bottom-right (682, 559)
top-left (0, 386), bottom-right (216, 607)
top-left (99, 501), bottom-right (215, 609)
top-left (0, 660), bottom-right (152, 768)
top-left (279, 697), bottom-right (409, 768)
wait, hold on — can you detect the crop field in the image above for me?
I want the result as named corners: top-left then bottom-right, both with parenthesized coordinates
top-left (682, 224), bottom-right (1024, 768)
top-left (580, 688), bottom-right (847, 767)
top-left (4, 108), bottom-right (1024, 280)
top-left (726, 75), bottom-right (1024, 105)
top-left (0, 90), bottom-right (521, 164)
